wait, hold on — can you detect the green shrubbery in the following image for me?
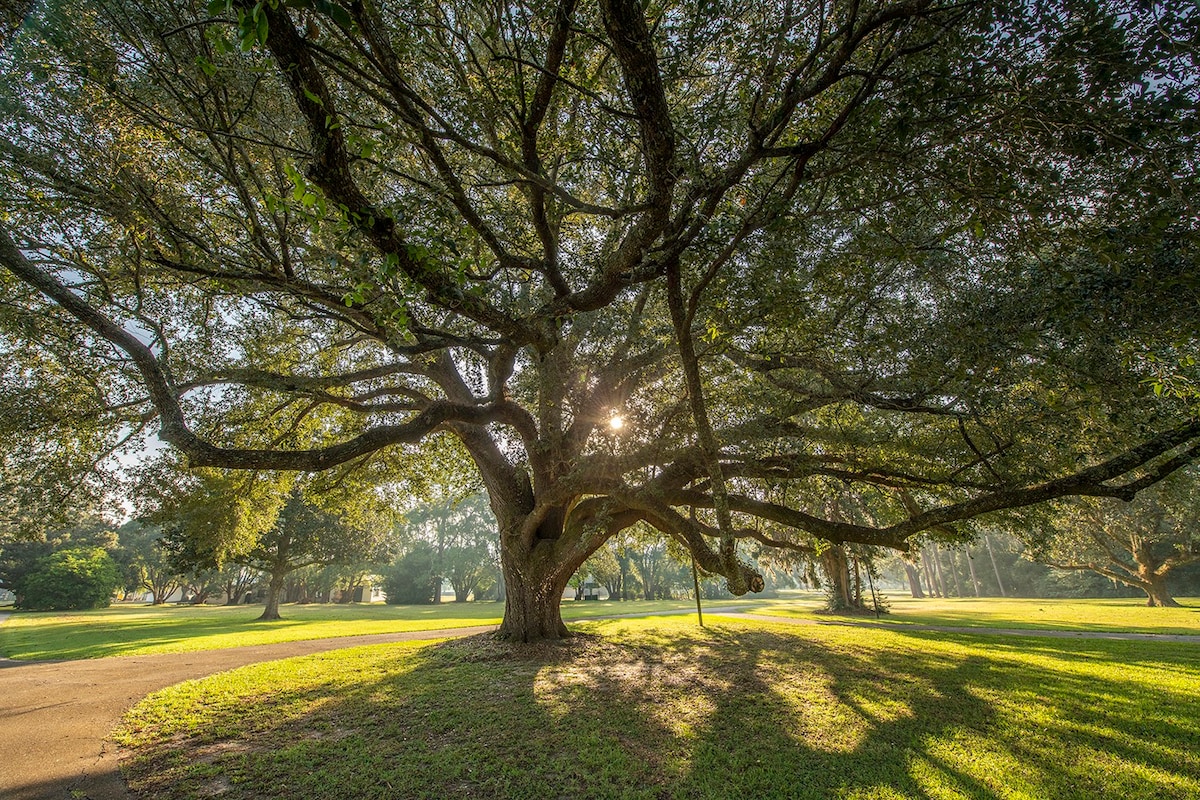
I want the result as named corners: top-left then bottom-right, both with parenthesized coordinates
top-left (381, 543), bottom-right (439, 604)
top-left (18, 547), bottom-right (121, 611)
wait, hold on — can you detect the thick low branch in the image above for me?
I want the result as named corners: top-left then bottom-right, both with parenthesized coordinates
top-left (663, 423), bottom-right (1200, 548)
top-left (0, 225), bottom-right (535, 472)
top-left (614, 494), bottom-right (765, 595)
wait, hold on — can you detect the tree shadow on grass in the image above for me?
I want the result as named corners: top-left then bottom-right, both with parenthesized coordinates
top-left (117, 621), bottom-right (1200, 800)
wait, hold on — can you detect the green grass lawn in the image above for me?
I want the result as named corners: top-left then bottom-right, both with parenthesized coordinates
top-left (0, 597), bottom-right (763, 661)
top-left (752, 595), bottom-right (1200, 635)
top-left (4, 594), bottom-right (1198, 661)
top-left (114, 616), bottom-right (1200, 800)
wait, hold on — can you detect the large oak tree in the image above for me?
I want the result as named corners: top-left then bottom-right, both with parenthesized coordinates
top-left (1, 0), bottom-right (1197, 639)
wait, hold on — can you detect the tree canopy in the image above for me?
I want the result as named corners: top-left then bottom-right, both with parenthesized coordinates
top-left (1023, 470), bottom-right (1200, 607)
top-left (1, 0), bottom-right (1197, 639)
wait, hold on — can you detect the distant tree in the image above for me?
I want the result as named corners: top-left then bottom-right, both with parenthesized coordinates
top-left (158, 524), bottom-right (259, 604)
top-left (332, 563), bottom-right (375, 603)
top-left (0, 517), bottom-right (117, 605)
top-left (238, 490), bottom-right (391, 620)
top-left (443, 542), bottom-right (495, 602)
top-left (116, 520), bottom-right (184, 604)
top-left (216, 564), bottom-right (260, 606)
top-left (1025, 475), bottom-right (1200, 607)
top-left (139, 459), bottom-right (394, 618)
top-left (401, 493), bottom-right (496, 602)
top-left (179, 570), bottom-right (223, 605)
top-left (18, 546), bottom-right (120, 610)
top-left (382, 542), bottom-right (439, 605)
top-left (630, 541), bottom-right (690, 601)
top-left (580, 543), bottom-right (623, 601)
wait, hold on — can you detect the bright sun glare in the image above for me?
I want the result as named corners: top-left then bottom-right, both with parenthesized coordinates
top-left (609, 415), bottom-right (625, 431)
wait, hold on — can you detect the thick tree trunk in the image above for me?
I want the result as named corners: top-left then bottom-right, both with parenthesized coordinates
top-left (822, 546), bottom-right (854, 611)
top-left (1142, 574), bottom-right (1181, 607)
top-left (903, 560), bottom-right (925, 598)
top-left (259, 573), bottom-right (285, 621)
top-left (492, 513), bottom-right (581, 641)
top-left (497, 557), bottom-right (572, 641)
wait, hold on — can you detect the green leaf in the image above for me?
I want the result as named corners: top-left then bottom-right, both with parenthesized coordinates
top-left (194, 56), bottom-right (216, 77)
top-left (314, 0), bottom-right (355, 29)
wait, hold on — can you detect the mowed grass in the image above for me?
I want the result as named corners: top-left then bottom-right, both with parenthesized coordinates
top-left (754, 595), bottom-right (1200, 635)
top-left (4, 594), bottom-right (1198, 661)
top-left (0, 598), bottom-right (762, 661)
top-left (114, 616), bottom-right (1200, 800)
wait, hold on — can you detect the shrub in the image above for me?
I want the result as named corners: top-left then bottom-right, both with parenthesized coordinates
top-left (18, 547), bottom-right (121, 611)
top-left (382, 543), bottom-right (439, 605)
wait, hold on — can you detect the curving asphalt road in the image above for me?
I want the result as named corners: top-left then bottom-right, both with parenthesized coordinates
top-left (1, 608), bottom-right (1197, 800)
top-left (0, 617), bottom-right (497, 800)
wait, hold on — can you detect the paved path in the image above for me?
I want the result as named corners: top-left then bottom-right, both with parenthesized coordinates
top-left (2, 608), bottom-right (1197, 800)
top-left (0, 622), bottom-right (496, 800)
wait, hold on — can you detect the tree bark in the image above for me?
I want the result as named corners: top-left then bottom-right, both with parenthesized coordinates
top-left (496, 553), bottom-right (573, 641)
top-left (259, 573), bottom-right (285, 621)
top-left (903, 559), bottom-right (925, 598)
top-left (1142, 573), bottom-right (1181, 607)
top-left (822, 546), bottom-right (854, 611)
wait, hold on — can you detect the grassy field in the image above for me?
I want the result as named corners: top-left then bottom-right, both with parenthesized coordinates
top-left (114, 616), bottom-right (1200, 800)
top-left (753, 595), bottom-right (1200, 635)
top-left (0, 597), bottom-right (763, 661)
top-left (3, 594), bottom-right (1198, 661)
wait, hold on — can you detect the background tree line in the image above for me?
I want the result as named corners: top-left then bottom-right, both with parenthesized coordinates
top-left (4, 479), bottom-right (1198, 612)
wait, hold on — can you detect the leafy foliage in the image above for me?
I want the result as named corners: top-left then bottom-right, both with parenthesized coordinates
top-left (17, 545), bottom-right (121, 610)
top-left (1023, 471), bottom-right (1200, 606)
top-left (1, 0), bottom-right (1197, 638)
top-left (381, 541), bottom-right (439, 605)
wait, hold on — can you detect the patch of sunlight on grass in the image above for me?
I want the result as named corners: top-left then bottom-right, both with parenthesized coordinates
top-left (114, 640), bottom-right (429, 747)
top-left (116, 616), bottom-right (1200, 800)
top-left (531, 664), bottom-right (589, 722)
top-left (754, 596), bottom-right (1200, 635)
top-left (3, 598), bottom-right (790, 661)
top-left (839, 787), bottom-right (914, 800)
top-left (842, 691), bottom-right (915, 726)
top-left (1, 602), bottom-right (505, 660)
top-left (909, 749), bottom-right (1048, 800)
top-left (921, 728), bottom-right (1042, 798)
top-left (758, 662), bottom-right (868, 753)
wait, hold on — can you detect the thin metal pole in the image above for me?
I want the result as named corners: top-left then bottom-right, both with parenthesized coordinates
top-left (689, 505), bottom-right (704, 627)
